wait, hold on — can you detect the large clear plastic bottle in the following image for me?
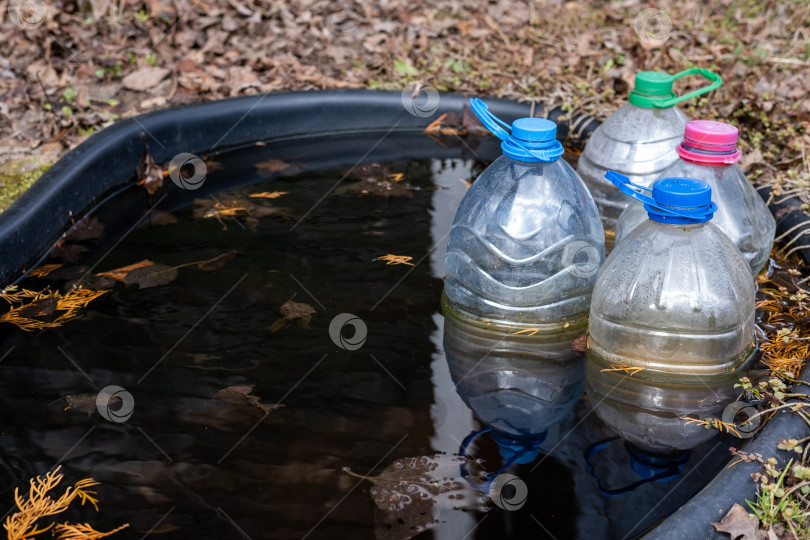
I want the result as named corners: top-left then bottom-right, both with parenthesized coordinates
top-left (616, 120), bottom-right (775, 275)
top-left (586, 173), bottom-right (755, 454)
top-left (444, 99), bottom-right (605, 335)
top-left (577, 69), bottom-right (722, 241)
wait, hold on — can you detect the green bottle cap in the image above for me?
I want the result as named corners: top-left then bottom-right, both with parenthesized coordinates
top-left (628, 68), bottom-right (722, 108)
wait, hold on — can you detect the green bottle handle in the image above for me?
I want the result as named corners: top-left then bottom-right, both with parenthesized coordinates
top-left (655, 68), bottom-right (722, 108)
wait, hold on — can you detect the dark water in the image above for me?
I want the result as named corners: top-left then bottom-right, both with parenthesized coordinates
top-left (0, 132), bottom-right (737, 539)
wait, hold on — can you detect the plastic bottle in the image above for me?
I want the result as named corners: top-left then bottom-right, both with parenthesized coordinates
top-left (444, 98), bottom-right (605, 335)
top-left (586, 172), bottom-right (755, 455)
top-left (615, 120), bottom-right (775, 275)
top-left (577, 69), bottom-right (722, 242)
top-left (443, 311), bottom-right (585, 464)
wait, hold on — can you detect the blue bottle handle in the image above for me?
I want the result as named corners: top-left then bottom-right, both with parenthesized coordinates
top-left (469, 98), bottom-right (511, 142)
top-left (604, 171), bottom-right (717, 221)
top-left (469, 98), bottom-right (562, 162)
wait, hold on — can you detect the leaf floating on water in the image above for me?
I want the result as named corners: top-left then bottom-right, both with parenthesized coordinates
top-left (0, 288), bottom-right (108, 331)
top-left (197, 251), bottom-right (237, 271)
top-left (249, 191), bottom-right (289, 199)
top-left (96, 260), bottom-right (155, 283)
top-left (711, 503), bottom-right (762, 540)
top-left (374, 254), bottom-right (414, 266)
top-left (255, 158), bottom-right (292, 173)
top-left (193, 195), bottom-right (290, 230)
top-left (51, 242), bottom-right (89, 264)
top-left (269, 295), bottom-right (316, 332)
top-left (28, 263), bottom-right (63, 279)
top-left (144, 209), bottom-right (178, 226)
top-left (64, 393), bottom-right (98, 416)
top-left (135, 136), bottom-right (164, 196)
top-left (65, 216), bottom-right (105, 242)
top-left (344, 454), bottom-right (488, 540)
top-left (212, 384), bottom-right (283, 414)
top-left (124, 264), bottom-right (179, 289)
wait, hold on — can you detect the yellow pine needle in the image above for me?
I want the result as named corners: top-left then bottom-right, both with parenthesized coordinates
top-left (4, 467), bottom-right (126, 540)
top-left (53, 522), bottom-right (129, 539)
top-left (373, 254), bottom-right (414, 266)
top-left (27, 264), bottom-right (63, 279)
top-left (249, 191), bottom-right (289, 199)
top-left (0, 288), bottom-right (108, 332)
top-left (601, 364), bottom-right (645, 376)
top-left (681, 417), bottom-right (741, 438)
top-left (511, 328), bottom-right (540, 336)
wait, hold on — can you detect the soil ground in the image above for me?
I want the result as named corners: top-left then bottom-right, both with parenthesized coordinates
top-left (0, 0), bottom-right (808, 216)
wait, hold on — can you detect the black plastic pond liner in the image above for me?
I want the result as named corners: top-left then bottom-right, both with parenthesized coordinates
top-left (0, 90), bottom-right (807, 539)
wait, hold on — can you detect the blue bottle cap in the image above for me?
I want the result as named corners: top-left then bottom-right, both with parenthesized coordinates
top-left (469, 98), bottom-right (564, 162)
top-left (605, 172), bottom-right (718, 224)
top-left (511, 117), bottom-right (557, 142)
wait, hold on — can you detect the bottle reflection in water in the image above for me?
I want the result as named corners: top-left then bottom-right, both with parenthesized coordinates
top-left (443, 308), bottom-right (586, 464)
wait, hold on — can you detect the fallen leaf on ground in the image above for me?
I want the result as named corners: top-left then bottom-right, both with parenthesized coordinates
top-left (96, 260), bottom-right (155, 283)
top-left (711, 503), bottom-right (764, 540)
top-left (269, 295), bottom-right (316, 332)
top-left (197, 251), bottom-right (237, 271)
top-left (65, 216), bottom-right (105, 242)
top-left (212, 384), bottom-right (283, 413)
top-left (249, 191), bottom-right (289, 199)
top-left (124, 264), bottom-right (179, 289)
top-left (122, 66), bottom-right (171, 92)
top-left (374, 254), bottom-right (414, 266)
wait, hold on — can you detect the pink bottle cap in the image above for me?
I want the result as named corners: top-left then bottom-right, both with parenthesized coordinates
top-left (676, 120), bottom-right (741, 166)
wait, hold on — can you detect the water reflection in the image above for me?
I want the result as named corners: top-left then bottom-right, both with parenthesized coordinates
top-left (442, 312), bottom-right (586, 464)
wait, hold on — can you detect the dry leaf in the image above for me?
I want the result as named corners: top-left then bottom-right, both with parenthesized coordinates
top-left (197, 251), bottom-right (237, 271)
top-left (212, 384), bottom-right (283, 413)
top-left (122, 66), bottom-right (171, 92)
top-left (144, 209), bottom-right (178, 226)
top-left (124, 264), bottom-right (179, 289)
top-left (255, 159), bottom-right (291, 173)
top-left (269, 296), bottom-right (316, 332)
top-left (345, 454), bottom-right (487, 540)
top-left (51, 243), bottom-right (89, 264)
top-left (96, 260), bottom-right (155, 283)
top-left (136, 137), bottom-right (164, 196)
top-left (66, 216), bottom-right (105, 242)
top-left (711, 503), bottom-right (765, 540)
top-left (64, 394), bottom-right (98, 416)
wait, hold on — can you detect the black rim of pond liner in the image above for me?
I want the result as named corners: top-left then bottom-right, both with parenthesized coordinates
top-left (0, 90), bottom-right (806, 539)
